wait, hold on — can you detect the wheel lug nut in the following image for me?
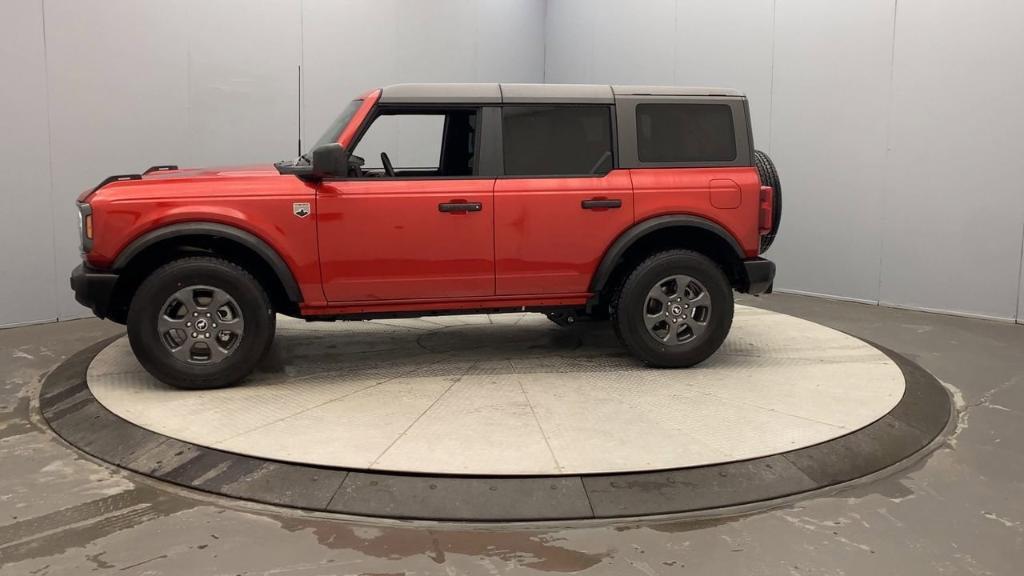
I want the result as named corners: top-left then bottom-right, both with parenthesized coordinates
top-left (186, 322), bottom-right (192, 327)
top-left (206, 313), bottom-right (211, 317)
top-left (191, 332), bottom-right (198, 338)
top-left (193, 312), bottom-right (198, 317)
top-left (205, 333), bottom-right (211, 338)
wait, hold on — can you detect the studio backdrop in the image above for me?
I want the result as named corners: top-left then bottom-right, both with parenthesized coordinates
top-left (1, 0), bottom-right (1022, 327)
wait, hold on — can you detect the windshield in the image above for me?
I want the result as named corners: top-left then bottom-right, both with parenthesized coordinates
top-left (309, 99), bottom-right (363, 155)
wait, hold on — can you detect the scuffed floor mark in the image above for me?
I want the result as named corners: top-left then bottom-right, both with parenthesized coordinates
top-left (0, 486), bottom-right (198, 567)
top-left (941, 380), bottom-right (968, 449)
top-left (118, 553), bottom-right (168, 571)
top-left (84, 551), bottom-right (114, 569)
top-left (0, 397), bottom-right (34, 441)
top-left (275, 516), bottom-right (610, 573)
top-left (11, 350), bottom-right (35, 360)
top-left (943, 377), bottom-right (1020, 450)
top-left (779, 512), bottom-right (877, 554)
top-left (981, 512), bottom-right (1020, 529)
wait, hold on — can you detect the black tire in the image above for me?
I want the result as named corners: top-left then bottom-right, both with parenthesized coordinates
top-left (754, 149), bottom-right (782, 252)
top-left (127, 257), bottom-right (275, 389)
top-left (612, 250), bottom-right (734, 368)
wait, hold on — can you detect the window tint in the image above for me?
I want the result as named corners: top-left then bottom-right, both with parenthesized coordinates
top-left (502, 106), bottom-right (613, 176)
top-left (636, 103), bottom-right (737, 163)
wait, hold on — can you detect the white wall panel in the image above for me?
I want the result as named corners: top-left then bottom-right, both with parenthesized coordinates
top-left (546, 1), bottom-right (771, 142)
top-left (878, 0), bottom-right (1024, 320)
top-left (0, 0), bottom-right (57, 327)
top-left (1, 0), bottom-right (548, 325)
top-left (6, 0), bottom-right (1023, 326)
top-left (767, 0), bottom-right (895, 301)
top-left (592, 0), bottom-right (676, 85)
top-left (544, 0), bottom-right (598, 83)
top-left (673, 0), bottom-right (773, 148)
top-left (303, 0), bottom-right (544, 172)
top-left (545, 0), bottom-right (676, 85)
top-left (478, 0), bottom-right (546, 83)
top-left (184, 0), bottom-right (301, 166)
top-left (545, 0), bottom-right (1024, 320)
top-left (300, 0), bottom-right (400, 147)
top-left (43, 0), bottom-right (191, 320)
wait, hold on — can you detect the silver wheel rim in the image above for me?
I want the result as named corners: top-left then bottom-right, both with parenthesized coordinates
top-left (158, 285), bottom-right (244, 364)
top-left (643, 275), bottom-right (712, 345)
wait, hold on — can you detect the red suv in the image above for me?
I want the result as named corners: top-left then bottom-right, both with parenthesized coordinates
top-left (71, 83), bottom-right (780, 389)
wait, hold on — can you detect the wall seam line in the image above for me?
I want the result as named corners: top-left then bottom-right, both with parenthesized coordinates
top-left (539, 0), bottom-right (547, 83)
top-left (766, 0), bottom-right (777, 153)
top-left (876, 0), bottom-right (900, 304)
top-left (40, 0), bottom-right (60, 323)
top-left (1014, 223), bottom-right (1024, 322)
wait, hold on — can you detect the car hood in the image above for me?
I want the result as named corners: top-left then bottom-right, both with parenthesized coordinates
top-left (78, 164), bottom-right (284, 202)
top-left (140, 164), bottom-right (280, 180)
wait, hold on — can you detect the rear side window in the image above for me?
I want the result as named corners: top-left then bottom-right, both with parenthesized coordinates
top-left (636, 103), bottom-right (737, 163)
top-left (502, 106), bottom-right (613, 176)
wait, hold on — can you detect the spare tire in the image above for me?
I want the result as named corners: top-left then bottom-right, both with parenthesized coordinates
top-left (753, 150), bottom-right (782, 253)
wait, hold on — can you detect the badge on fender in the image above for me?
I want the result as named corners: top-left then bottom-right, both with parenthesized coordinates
top-left (293, 202), bottom-right (311, 218)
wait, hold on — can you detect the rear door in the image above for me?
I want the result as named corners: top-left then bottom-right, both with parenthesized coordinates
top-left (494, 105), bottom-right (634, 295)
top-left (317, 107), bottom-right (496, 302)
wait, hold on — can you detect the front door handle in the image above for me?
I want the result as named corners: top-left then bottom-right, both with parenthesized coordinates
top-left (438, 201), bottom-right (482, 213)
top-left (581, 198), bottom-right (622, 210)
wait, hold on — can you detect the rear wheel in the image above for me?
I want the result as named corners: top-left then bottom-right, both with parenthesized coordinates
top-left (127, 257), bottom-right (275, 389)
top-left (613, 250), bottom-right (733, 367)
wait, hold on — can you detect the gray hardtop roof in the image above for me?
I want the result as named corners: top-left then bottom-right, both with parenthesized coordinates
top-left (378, 83), bottom-right (744, 104)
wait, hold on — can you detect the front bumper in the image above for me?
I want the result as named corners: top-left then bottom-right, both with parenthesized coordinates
top-left (70, 263), bottom-right (119, 319)
top-left (742, 257), bottom-right (775, 295)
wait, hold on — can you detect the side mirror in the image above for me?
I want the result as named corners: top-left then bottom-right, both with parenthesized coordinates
top-left (310, 143), bottom-right (350, 178)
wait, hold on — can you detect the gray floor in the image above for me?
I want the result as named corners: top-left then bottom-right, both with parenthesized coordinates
top-left (1, 293), bottom-right (1021, 575)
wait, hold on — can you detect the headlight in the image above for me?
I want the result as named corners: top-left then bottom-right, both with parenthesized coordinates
top-left (77, 203), bottom-right (93, 253)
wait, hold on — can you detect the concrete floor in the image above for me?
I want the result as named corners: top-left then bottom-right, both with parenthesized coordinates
top-left (1, 293), bottom-right (1021, 575)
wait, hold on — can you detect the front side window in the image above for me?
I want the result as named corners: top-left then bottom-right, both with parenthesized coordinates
top-left (636, 103), bottom-right (737, 163)
top-left (502, 106), bottom-right (613, 176)
top-left (350, 109), bottom-right (478, 178)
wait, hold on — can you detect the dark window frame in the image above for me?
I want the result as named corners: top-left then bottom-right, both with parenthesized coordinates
top-left (635, 102), bottom-right (738, 163)
top-left (497, 104), bottom-right (618, 179)
top-left (615, 96), bottom-right (753, 169)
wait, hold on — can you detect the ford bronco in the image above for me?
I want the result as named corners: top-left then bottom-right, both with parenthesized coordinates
top-left (70, 83), bottom-right (781, 389)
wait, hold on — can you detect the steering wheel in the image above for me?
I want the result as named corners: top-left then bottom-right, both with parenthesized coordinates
top-left (380, 152), bottom-right (396, 177)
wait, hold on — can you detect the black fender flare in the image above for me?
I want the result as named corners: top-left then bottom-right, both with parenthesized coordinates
top-left (588, 215), bottom-right (746, 294)
top-left (112, 222), bottom-right (303, 302)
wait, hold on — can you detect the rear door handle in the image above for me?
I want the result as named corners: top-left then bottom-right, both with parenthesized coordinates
top-left (438, 201), bottom-right (482, 213)
top-left (581, 198), bottom-right (622, 210)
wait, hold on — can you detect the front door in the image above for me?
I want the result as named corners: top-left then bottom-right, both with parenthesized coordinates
top-left (317, 107), bottom-right (495, 302)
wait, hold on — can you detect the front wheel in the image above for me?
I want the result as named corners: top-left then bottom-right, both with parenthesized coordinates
top-left (127, 257), bottom-right (275, 389)
top-left (613, 250), bottom-right (733, 368)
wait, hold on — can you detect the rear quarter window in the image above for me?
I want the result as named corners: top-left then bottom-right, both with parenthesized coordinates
top-left (636, 103), bottom-right (737, 163)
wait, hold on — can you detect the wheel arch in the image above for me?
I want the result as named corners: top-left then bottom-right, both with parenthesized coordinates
top-left (107, 222), bottom-right (302, 323)
top-left (589, 215), bottom-right (748, 308)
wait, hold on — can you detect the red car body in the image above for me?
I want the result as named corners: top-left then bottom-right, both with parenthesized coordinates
top-left (70, 83), bottom-right (778, 388)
